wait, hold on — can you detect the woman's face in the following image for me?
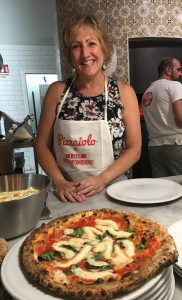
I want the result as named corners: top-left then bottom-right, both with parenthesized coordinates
top-left (69, 25), bottom-right (105, 78)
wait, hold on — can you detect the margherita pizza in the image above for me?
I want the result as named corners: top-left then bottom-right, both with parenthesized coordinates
top-left (21, 208), bottom-right (178, 300)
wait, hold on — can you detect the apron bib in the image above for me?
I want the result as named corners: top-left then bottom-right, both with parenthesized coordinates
top-left (53, 78), bottom-right (114, 181)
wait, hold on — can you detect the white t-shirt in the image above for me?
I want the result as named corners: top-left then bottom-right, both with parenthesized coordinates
top-left (142, 79), bottom-right (182, 146)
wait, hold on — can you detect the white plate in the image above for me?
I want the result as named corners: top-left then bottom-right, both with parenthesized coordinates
top-left (168, 219), bottom-right (182, 269)
top-left (107, 178), bottom-right (182, 204)
top-left (140, 267), bottom-right (171, 300)
top-left (173, 266), bottom-right (182, 278)
top-left (173, 264), bottom-right (182, 277)
top-left (1, 239), bottom-right (171, 300)
top-left (166, 274), bottom-right (175, 300)
top-left (173, 265), bottom-right (182, 277)
top-left (158, 272), bottom-right (175, 300)
top-left (1, 239), bottom-right (61, 300)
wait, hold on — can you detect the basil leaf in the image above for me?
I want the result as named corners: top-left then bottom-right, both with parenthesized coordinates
top-left (86, 261), bottom-right (111, 271)
top-left (96, 235), bottom-right (103, 241)
top-left (70, 227), bottom-right (84, 238)
top-left (71, 264), bottom-right (78, 271)
top-left (127, 228), bottom-right (135, 233)
top-left (38, 250), bottom-right (58, 261)
top-left (102, 230), bottom-right (113, 239)
top-left (137, 237), bottom-right (147, 249)
top-left (115, 237), bottom-right (126, 243)
top-left (62, 244), bottom-right (78, 252)
top-left (92, 252), bottom-right (101, 259)
top-left (100, 264), bottom-right (111, 271)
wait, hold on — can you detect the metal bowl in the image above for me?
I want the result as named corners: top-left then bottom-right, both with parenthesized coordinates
top-left (0, 173), bottom-right (51, 239)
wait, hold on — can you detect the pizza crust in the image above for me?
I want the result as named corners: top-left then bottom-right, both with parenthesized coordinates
top-left (0, 237), bottom-right (9, 290)
top-left (0, 237), bottom-right (8, 266)
top-left (21, 209), bottom-right (178, 300)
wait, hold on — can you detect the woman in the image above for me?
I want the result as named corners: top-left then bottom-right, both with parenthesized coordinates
top-left (35, 15), bottom-right (141, 203)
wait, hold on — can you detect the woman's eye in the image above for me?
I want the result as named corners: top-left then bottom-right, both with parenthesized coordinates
top-left (71, 44), bottom-right (80, 50)
top-left (88, 41), bottom-right (96, 47)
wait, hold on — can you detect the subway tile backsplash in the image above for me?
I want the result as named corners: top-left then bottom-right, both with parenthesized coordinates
top-left (0, 44), bottom-right (58, 173)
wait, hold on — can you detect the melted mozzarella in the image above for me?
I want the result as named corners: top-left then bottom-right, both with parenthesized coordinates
top-left (52, 245), bottom-right (75, 259)
top-left (72, 266), bottom-right (115, 280)
top-left (53, 244), bottom-right (92, 268)
top-left (54, 269), bottom-right (68, 284)
top-left (53, 237), bottom-right (85, 251)
top-left (112, 244), bottom-right (133, 268)
top-left (87, 257), bottom-right (109, 267)
top-left (81, 226), bottom-right (102, 239)
top-left (64, 228), bottom-right (74, 235)
top-left (96, 225), bottom-right (132, 238)
top-left (102, 236), bottom-right (113, 259)
top-left (121, 239), bottom-right (135, 257)
top-left (93, 240), bottom-right (106, 253)
top-left (95, 219), bottom-right (119, 230)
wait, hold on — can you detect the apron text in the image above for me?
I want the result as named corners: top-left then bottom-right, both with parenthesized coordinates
top-left (57, 133), bottom-right (97, 146)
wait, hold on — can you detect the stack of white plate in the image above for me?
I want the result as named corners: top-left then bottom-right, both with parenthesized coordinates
top-left (168, 219), bottom-right (182, 278)
top-left (1, 239), bottom-right (175, 300)
top-left (116, 266), bottom-right (175, 300)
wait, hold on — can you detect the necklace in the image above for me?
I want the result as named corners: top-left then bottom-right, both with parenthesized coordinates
top-left (75, 75), bottom-right (106, 96)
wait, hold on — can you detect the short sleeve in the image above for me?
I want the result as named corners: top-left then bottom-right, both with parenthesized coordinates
top-left (169, 81), bottom-right (182, 103)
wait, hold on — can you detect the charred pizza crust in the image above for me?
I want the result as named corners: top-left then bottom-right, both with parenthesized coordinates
top-left (21, 209), bottom-right (178, 300)
top-left (0, 237), bottom-right (8, 289)
top-left (0, 237), bottom-right (8, 266)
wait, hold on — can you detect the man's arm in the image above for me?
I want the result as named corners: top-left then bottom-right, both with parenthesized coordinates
top-left (172, 99), bottom-right (182, 127)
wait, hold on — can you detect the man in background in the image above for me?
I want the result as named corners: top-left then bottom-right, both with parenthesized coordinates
top-left (142, 57), bottom-right (182, 177)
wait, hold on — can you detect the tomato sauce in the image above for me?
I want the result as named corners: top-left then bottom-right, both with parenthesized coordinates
top-left (135, 236), bottom-right (159, 260)
top-left (115, 261), bottom-right (144, 276)
top-left (67, 214), bottom-right (128, 230)
top-left (69, 215), bottom-right (96, 228)
top-left (102, 215), bottom-right (128, 230)
top-left (80, 278), bottom-right (95, 284)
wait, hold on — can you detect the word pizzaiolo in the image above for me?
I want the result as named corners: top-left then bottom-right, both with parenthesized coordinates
top-left (57, 134), bottom-right (97, 146)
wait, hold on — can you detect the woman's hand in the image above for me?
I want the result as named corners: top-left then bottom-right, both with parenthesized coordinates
top-left (76, 175), bottom-right (106, 197)
top-left (54, 179), bottom-right (86, 203)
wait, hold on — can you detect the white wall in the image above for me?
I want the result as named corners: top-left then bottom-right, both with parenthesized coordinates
top-left (0, 0), bottom-right (57, 45)
top-left (0, 45), bottom-right (58, 119)
top-left (0, 44), bottom-right (59, 173)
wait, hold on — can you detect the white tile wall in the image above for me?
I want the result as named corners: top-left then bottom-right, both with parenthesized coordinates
top-left (0, 45), bottom-right (59, 173)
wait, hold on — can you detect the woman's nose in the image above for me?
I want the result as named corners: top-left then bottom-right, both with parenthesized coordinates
top-left (81, 45), bottom-right (89, 57)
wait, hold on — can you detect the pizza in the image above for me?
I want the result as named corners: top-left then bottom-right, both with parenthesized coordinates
top-left (21, 208), bottom-right (178, 300)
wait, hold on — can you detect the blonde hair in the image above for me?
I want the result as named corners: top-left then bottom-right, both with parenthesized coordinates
top-left (62, 14), bottom-right (114, 65)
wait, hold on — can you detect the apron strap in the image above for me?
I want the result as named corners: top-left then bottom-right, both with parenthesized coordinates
top-left (104, 77), bottom-right (108, 121)
top-left (56, 76), bottom-right (76, 119)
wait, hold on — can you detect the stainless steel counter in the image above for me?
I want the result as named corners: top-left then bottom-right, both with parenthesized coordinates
top-left (6, 176), bottom-right (182, 299)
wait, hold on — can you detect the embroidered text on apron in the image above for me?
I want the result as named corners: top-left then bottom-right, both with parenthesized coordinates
top-left (53, 77), bottom-right (114, 181)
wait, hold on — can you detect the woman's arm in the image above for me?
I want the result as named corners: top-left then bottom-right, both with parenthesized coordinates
top-left (35, 81), bottom-right (86, 203)
top-left (76, 82), bottom-right (142, 196)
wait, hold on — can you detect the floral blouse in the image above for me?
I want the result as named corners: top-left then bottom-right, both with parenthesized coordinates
top-left (58, 77), bottom-right (125, 160)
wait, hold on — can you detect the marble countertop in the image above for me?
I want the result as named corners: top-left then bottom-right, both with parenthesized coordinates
top-left (6, 175), bottom-right (182, 299)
